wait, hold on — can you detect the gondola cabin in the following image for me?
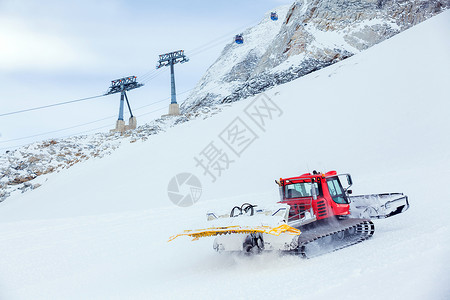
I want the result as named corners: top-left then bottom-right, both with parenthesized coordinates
top-left (271, 12), bottom-right (278, 21)
top-left (235, 34), bottom-right (244, 44)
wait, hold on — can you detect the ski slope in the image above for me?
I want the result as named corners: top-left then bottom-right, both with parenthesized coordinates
top-left (0, 10), bottom-right (449, 300)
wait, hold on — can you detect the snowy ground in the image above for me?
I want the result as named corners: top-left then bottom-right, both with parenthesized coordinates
top-left (0, 10), bottom-right (449, 300)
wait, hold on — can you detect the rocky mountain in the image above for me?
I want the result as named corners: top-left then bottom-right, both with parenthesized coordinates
top-left (181, 0), bottom-right (449, 112)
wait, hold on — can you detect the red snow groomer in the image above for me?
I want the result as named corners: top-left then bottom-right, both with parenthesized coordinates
top-left (170, 171), bottom-right (409, 258)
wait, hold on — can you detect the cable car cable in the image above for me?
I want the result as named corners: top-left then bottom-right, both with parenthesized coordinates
top-left (0, 94), bottom-right (105, 118)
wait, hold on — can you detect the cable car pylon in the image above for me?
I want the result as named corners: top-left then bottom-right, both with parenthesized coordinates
top-left (105, 76), bottom-right (143, 132)
top-left (156, 50), bottom-right (189, 116)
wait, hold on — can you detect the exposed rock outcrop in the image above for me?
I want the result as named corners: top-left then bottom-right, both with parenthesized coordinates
top-left (182, 0), bottom-right (449, 112)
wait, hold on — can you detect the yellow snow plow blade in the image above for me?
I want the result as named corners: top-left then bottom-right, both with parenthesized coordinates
top-left (169, 224), bottom-right (301, 242)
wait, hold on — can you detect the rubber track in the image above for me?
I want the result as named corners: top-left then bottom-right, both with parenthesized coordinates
top-left (295, 218), bottom-right (375, 258)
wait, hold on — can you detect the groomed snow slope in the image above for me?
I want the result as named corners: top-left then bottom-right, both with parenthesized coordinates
top-left (0, 10), bottom-right (449, 300)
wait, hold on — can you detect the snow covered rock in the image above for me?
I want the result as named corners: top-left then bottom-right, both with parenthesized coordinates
top-left (181, 0), bottom-right (449, 112)
top-left (0, 106), bottom-right (230, 202)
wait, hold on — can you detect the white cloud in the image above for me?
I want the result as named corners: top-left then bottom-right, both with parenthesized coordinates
top-left (0, 17), bottom-right (98, 72)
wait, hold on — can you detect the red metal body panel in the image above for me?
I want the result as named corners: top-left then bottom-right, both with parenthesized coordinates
top-left (277, 171), bottom-right (350, 222)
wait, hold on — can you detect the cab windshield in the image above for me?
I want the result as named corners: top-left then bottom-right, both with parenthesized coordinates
top-left (284, 181), bottom-right (319, 199)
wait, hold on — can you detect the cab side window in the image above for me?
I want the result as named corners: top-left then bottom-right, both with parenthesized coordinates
top-left (326, 178), bottom-right (347, 204)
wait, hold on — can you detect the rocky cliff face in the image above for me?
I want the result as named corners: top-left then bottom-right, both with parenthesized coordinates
top-left (181, 0), bottom-right (449, 112)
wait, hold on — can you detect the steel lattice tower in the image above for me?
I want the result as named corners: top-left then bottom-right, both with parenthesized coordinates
top-left (105, 76), bottom-right (143, 132)
top-left (156, 50), bottom-right (189, 115)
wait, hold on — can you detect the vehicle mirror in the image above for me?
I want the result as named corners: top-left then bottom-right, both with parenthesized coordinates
top-left (347, 189), bottom-right (353, 195)
top-left (311, 185), bottom-right (317, 200)
top-left (279, 186), bottom-right (284, 201)
top-left (347, 175), bottom-right (353, 186)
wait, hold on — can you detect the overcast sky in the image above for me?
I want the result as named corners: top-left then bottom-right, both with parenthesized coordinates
top-left (0, 0), bottom-right (293, 150)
